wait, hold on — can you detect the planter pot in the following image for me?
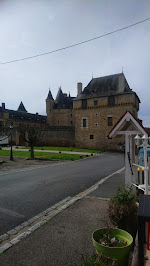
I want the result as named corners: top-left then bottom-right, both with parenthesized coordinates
top-left (92, 227), bottom-right (133, 266)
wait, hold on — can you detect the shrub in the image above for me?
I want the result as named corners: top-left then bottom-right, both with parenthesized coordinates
top-left (108, 185), bottom-right (138, 237)
top-left (82, 253), bottom-right (118, 266)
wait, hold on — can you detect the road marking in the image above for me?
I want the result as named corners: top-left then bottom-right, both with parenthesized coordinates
top-left (0, 207), bottom-right (25, 218)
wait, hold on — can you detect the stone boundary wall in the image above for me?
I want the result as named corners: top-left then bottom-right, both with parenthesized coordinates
top-left (39, 126), bottom-right (75, 147)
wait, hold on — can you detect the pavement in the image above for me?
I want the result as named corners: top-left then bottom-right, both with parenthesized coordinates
top-left (0, 166), bottom-right (126, 266)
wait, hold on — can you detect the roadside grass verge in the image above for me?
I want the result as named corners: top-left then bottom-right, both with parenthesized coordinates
top-left (0, 150), bottom-right (87, 160)
top-left (20, 146), bottom-right (101, 153)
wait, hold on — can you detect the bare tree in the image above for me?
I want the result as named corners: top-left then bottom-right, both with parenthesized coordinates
top-left (17, 124), bottom-right (45, 159)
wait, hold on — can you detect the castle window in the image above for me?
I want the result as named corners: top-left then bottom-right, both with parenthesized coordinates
top-left (82, 99), bottom-right (87, 108)
top-left (94, 123), bottom-right (98, 127)
top-left (108, 95), bottom-right (115, 106)
top-left (108, 116), bottom-right (113, 126)
top-left (95, 113), bottom-right (98, 116)
top-left (90, 135), bottom-right (94, 139)
top-left (71, 114), bottom-right (72, 117)
top-left (83, 119), bottom-right (87, 127)
top-left (70, 121), bottom-right (73, 124)
top-left (81, 117), bottom-right (89, 128)
top-left (94, 100), bottom-right (98, 106)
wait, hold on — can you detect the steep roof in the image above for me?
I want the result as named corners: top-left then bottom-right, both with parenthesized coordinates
top-left (17, 101), bottom-right (27, 112)
top-left (54, 87), bottom-right (74, 109)
top-left (47, 89), bottom-right (54, 100)
top-left (7, 109), bottom-right (47, 124)
top-left (74, 73), bottom-right (134, 100)
top-left (1, 103), bottom-right (46, 124)
top-left (55, 87), bottom-right (64, 104)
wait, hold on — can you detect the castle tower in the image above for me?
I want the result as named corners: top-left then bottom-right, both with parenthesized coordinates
top-left (46, 88), bottom-right (54, 125)
top-left (46, 89), bottom-right (54, 115)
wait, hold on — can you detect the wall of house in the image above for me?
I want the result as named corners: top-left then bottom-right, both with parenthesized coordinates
top-left (73, 94), bottom-right (139, 150)
top-left (47, 109), bottom-right (74, 127)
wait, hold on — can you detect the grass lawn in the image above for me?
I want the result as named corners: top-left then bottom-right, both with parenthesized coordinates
top-left (0, 150), bottom-right (88, 160)
top-left (20, 146), bottom-right (101, 153)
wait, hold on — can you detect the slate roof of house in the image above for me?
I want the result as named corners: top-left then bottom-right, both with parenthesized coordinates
top-left (47, 89), bottom-right (54, 100)
top-left (0, 102), bottom-right (47, 124)
top-left (74, 73), bottom-right (134, 100)
top-left (6, 109), bottom-right (47, 124)
top-left (17, 101), bottom-right (27, 112)
top-left (55, 87), bottom-right (64, 104)
top-left (53, 87), bottom-right (75, 109)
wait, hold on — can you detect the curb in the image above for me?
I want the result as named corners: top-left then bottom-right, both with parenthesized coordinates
top-left (0, 166), bottom-right (124, 254)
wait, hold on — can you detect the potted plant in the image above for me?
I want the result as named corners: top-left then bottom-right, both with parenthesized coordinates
top-left (108, 185), bottom-right (138, 237)
top-left (92, 227), bottom-right (133, 266)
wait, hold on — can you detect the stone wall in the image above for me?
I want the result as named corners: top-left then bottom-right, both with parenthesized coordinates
top-left (74, 95), bottom-right (138, 151)
top-left (47, 109), bottom-right (74, 127)
top-left (38, 126), bottom-right (75, 147)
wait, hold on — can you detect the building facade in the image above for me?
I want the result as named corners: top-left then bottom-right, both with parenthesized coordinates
top-left (0, 73), bottom-right (141, 150)
top-left (46, 87), bottom-right (75, 127)
top-left (73, 73), bottom-right (140, 150)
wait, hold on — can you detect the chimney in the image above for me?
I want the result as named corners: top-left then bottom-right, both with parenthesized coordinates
top-left (2, 103), bottom-right (5, 110)
top-left (118, 74), bottom-right (125, 92)
top-left (77, 82), bottom-right (82, 96)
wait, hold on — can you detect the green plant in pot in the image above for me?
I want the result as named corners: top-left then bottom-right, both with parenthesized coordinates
top-left (108, 185), bottom-right (138, 238)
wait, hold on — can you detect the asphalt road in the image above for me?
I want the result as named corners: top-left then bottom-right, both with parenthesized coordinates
top-left (0, 152), bottom-right (124, 235)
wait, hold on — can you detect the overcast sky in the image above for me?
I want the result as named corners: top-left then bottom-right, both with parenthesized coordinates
top-left (0, 0), bottom-right (150, 126)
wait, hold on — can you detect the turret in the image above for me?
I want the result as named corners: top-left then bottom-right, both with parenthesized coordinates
top-left (17, 101), bottom-right (27, 112)
top-left (46, 88), bottom-right (54, 115)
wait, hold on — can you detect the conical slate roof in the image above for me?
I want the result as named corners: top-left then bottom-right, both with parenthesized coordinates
top-left (47, 89), bottom-right (54, 100)
top-left (55, 87), bottom-right (64, 104)
top-left (17, 101), bottom-right (27, 112)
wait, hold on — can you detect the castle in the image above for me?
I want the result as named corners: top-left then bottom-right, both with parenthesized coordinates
top-left (0, 73), bottom-right (140, 150)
